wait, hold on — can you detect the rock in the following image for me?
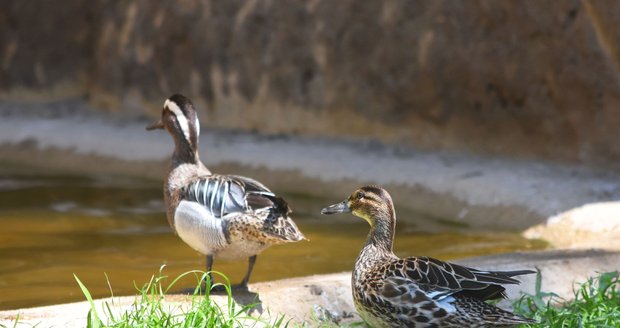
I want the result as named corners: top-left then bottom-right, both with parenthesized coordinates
top-left (524, 202), bottom-right (620, 249)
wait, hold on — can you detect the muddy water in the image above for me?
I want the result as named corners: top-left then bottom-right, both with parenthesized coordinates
top-left (0, 167), bottom-right (545, 310)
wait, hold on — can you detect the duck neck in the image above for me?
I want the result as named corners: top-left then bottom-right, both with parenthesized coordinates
top-left (171, 133), bottom-right (200, 167)
top-left (360, 210), bottom-right (396, 262)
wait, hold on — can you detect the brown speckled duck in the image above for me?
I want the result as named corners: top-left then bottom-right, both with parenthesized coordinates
top-left (322, 186), bottom-right (535, 327)
top-left (147, 94), bottom-right (305, 288)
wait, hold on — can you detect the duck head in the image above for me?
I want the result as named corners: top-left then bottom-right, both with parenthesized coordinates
top-left (321, 185), bottom-right (396, 229)
top-left (147, 94), bottom-right (201, 162)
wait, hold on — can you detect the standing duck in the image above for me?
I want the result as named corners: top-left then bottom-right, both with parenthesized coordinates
top-left (147, 94), bottom-right (305, 288)
top-left (322, 186), bottom-right (535, 327)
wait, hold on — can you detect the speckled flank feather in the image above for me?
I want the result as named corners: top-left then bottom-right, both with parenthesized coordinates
top-left (181, 174), bottom-right (304, 244)
top-left (148, 94), bottom-right (305, 286)
top-left (322, 186), bottom-right (535, 327)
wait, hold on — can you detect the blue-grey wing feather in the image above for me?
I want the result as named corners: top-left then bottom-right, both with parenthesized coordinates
top-left (182, 175), bottom-right (280, 219)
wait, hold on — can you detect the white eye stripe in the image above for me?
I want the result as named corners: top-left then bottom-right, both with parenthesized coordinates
top-left (195, 116), bottom-right (200, 138)
top-left (164, 99), bottom-right (191, 142)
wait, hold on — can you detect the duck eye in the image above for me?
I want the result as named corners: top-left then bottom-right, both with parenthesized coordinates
top-left (356, 191), bottom-right (365, 200)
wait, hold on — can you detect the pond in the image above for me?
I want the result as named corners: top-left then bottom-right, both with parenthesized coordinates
top-left (0, 165), bottom-right (545, 310)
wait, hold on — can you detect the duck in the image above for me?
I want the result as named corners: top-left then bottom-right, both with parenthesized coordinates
top-left (146, 94), bottom-right (305, 288)
top-left (321, 185), bottom-right (536, 327)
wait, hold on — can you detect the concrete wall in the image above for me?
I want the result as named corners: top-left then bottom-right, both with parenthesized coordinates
top-left (2, 0), bottom-right (620, 167)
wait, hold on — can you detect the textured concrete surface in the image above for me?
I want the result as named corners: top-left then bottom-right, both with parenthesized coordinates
top-left (2, 1), bottom-right (620, 167)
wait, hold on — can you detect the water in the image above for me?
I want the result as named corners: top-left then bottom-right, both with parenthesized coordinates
top-left (0, 167), bottom-right (545, 310)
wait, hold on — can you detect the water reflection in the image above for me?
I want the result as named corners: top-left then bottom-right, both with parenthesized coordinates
top-left (0, 168), bottom-right (545, 310)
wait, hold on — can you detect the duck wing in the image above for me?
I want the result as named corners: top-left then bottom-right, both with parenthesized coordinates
top-left (181, 174), bottom-right (303, 241)
top-left (378, 256), bottom-right (534, 303)
top-left (182, 174), bottom-right (289, 218)
top-left (228, 175), bottom-right (292, 216)
top-left (228, 175), bottom-right (304, 241)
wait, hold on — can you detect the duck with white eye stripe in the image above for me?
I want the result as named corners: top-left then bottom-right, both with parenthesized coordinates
top-left (146, 94), bottom-right (306, 289)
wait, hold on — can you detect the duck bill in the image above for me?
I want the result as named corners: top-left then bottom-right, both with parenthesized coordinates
top-left (146, 119), bottom-right (164, 131)
top-left (321, 201), bottom-right (350, 215)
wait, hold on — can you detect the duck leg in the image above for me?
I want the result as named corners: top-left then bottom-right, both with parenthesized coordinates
top-left (205, 254), bottom-right (230, 292)
top-left (239, 255), bottom-right (257, 288)
top-left (204, 254), bottom-right (214, 287)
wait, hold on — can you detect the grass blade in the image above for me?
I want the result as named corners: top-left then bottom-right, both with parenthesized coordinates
top-left (73, 274), bottom-right (101, 328)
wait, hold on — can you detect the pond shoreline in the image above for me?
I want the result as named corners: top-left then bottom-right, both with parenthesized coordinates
top-left (1, 100), bottom-right (620, 231)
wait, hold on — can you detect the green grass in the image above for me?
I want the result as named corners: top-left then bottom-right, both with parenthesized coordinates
top-left (76, 268), bottom-right (620, 328)
top-left (513, 270), bottom-right (620, 327)
top-left (10, 267), bottom-right (618, 327)
top-left (75, 265), bottom-right (290, 328)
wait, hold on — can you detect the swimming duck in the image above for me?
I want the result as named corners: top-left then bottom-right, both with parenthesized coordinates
top-left (147, 94), bottom-right (305, 288)
top-left (322, 186), bottom-right (535, 327)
